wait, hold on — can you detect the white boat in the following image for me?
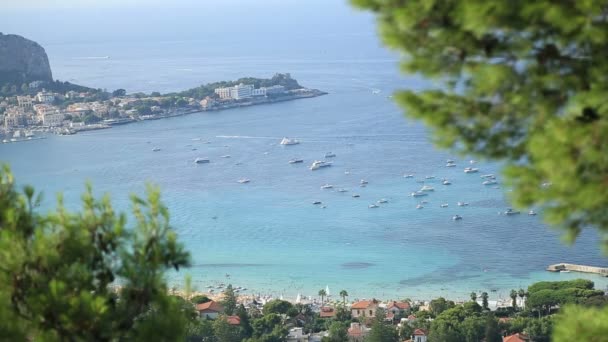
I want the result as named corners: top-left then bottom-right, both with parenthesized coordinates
top-left (457, 202), bottom-right (469, 206)
top-left (369, 204), bottom-right (379, 208)
top-left (464, 167), bottom-right (479, 173)
top-left (480, 174), bottom-right (495, 179)
top-left (288, 159), bottom-right (304, 164)
top-left (404, 174), bottom-right (414, 178)
top-left (446, 159), bottom-right (454, 163)
top-left (442, 180), bottom-right (451, 185)
top-left (310, 160), bottom-right (332, 170)
top-left (452, 215), bottom-right (463, 221)
top-left (360, 179), bottom-right (368, 185)
top-left (325, 152), bottom-right (336, 158)
top-left (2, 139), bottom-right (8, 143)
top-left (504, 208), bottom-right (521, 215)
top-left (446, 163), bottom-right (456, 167)
top-left (420, 185), bottom-right (434, 192)
top-left (560, 270), bottom-right (571, 273)
top-left (194, 158), bottom-right (210, 164)
top-left (378, 199), bottom-right (388, 204)
top-left (321, 184), bottom-right (333, 189)
top-left (352, 194), bottom-right (360, 198)
top-left (337, 188), bottom-right (349, 193)
top-left (152, 147), bottom-right (161, 152)
top-left (416, 204), bottom-right (424, 209)
top-left (483, 180), bottom-right (498, 185)
top-left (280, 137), bottom-right (300, 145)
top-left (411, 191), bottom-right (428, 197)
top-left (470, 160), bottom-right (477, 164)
top-left (440, 203), bottom-right (449, 208)
top-left (425, 175), bottom-right (435, 179)
top-left (237, 178), bottom-right (250, 184)
top-left (528, 210), bottom-right (537, 216)
top-left (421, 200), bottom-right (428, 204)
top-left (221, 155), bottom-right (231, 158)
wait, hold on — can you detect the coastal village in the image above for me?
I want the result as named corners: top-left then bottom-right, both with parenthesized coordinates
top-left (0, 74), bottom-right (325, 141)
top-left (170, 277), bottom-right (605, 342)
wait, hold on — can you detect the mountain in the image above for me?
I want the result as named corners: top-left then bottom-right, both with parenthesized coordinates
top-left (0, 33), bottom-right (53, 85)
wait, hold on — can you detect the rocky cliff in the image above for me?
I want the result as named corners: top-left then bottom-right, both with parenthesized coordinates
top-left (0, 33), bottom-right (53, 85)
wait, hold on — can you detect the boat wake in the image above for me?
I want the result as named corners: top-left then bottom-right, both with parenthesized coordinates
top-left (216, 135), bottom-right (280, 140)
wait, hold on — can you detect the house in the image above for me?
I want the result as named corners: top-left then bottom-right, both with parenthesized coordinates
top-left (503, 333), bottom-right (530, 342)
top-left (195, 300), bottom-right (224, 319)
top-left (225, 315), bottom-right (241, 325)
top-left (412, 328), bottom-right (428, 342)
top-left (350, 299), bottom-right (379, 319)
top-left (319, 306), bottom-right (336, 318)
top-left (347, 322), bottom-right (369, 341)
top-left (386, 301), bottom-right (411, 320)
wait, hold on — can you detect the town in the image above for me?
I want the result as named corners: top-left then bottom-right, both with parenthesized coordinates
top-left (0, 73), bottom-right (326, 141)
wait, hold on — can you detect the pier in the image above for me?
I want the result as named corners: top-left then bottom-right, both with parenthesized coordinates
top-left (546, 263), bottom-right (608, 277)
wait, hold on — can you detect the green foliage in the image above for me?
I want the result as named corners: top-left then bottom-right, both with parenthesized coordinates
top-left (191, 295), bottom-right (212, 304)
top-left (112, 89), bottom-right (127, 97)
top-left (249, 313), bottom-right (288, 341)
top-left (0, 166), bottom-right (191, 340)
top-left (366, 309), bottom-right (399, 342)
top-left (213, 316), bottom-right (242, 342)
top-left (528, 279), bottom-right (594, 293)
top-left (430, 297), bottom-right (455, 316)
top-left (481, 292), bottom-right (489, 310)
top-left (322, 321), bottom-right (349, 342)
top-left (484, 315), bottom-right (501, 342)
top-left (526, 279), bottom-right (604, 316)
top-left (263, 299), bottom-right (293, 316)
top-left (553, 305), bottom-right (608, 342)
top-left (352, 0), bottom-right (608, 250)
top-left (222, 284), bottom-right (238, 315)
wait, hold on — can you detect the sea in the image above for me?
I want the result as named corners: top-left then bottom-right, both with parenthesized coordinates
top-left (1, 3), bottom-right (607, 302)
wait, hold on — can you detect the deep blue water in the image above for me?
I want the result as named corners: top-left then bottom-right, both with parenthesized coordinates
top-left (1, 18), bottom-right (607, 301)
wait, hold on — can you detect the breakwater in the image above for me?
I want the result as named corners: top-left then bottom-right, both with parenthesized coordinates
top-left (547, 263), bottom-right (608, 277)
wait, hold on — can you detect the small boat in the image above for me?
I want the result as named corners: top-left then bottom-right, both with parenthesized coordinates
top-left (560, 270), bottom-right (571, 273)
top-left (337, 188), bottom-right (349, 193)
top-left (504, 208), bottom-right (521, 215)
top-left (452, 215), bottom-right (463, 221)
top-left (221, 155), bottom-right (231, 158)
top-left (237, 178), bottom-right (250, 184)
top-left (425, 175), bottom-right (435, 179)
top-left (325, 152), bottom-right (336, 158)
top-left (411, 191), bottom-right (428, 197)
top-left (310, 160), bottom-right (332, 170)
top-left (192, 138), bottom-right (202, 141)
top-left (420, 185), bottom-right (434, 192)
top-left (416, 204), bottom-right (424, 209)
top-left (369, 204), bottom-right (379, 209)
top-left (528, 210), bottom-right (537, 216)
top-left (457, 202), bottom-right (469, 206)
top-left (378, 199), bottom-right (388, 204)
top-left (446, 163), bottom-right (456, 167)
top-left (352, 194), bottom-right (360, 198)
top-left (152, 147), bottom-right (161, 152)
top-left (2, 139), bottom-right (8, 143)
top-left (344, 171), bottom-right (350, 175)
top-left (421, 200), bottom-right (428, 204)
top-left (440, 203), bottom-right (449, 208)
top-left (483, 180), bottom-right (498, 185)
top-left (464, 167), bottom-right (479, 173)
top-left (194, 158), bottom-right (210, 164)
top-left (191, 148), bottom-right (198, 151)
top-left (321, 184), bottom-right (333, 189)
top-left (470, 160), bottom-right (477, 164)
top-left (403, 174), bottom-right (414, 178)
top-left (313, 201), bottom-right (323, 205)
top-left (289, 159), bottom-right (304, 164)
top-left (360, 179), bottom-right (368, 185)
top-left (480, 174), bottom-right (495, 179)
top-left (442, 180), bottom-right (451, 185)
top-left (280, 137), bottom-right (300, 145)
top-left (446, 159), bottom-right (454, 163)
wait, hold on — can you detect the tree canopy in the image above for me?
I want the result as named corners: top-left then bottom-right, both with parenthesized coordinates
top-left (352, 0), bottom-right (608, 250)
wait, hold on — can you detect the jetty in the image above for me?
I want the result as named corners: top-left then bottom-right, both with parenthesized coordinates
top-left (546, 263), bottom-right (608, 277)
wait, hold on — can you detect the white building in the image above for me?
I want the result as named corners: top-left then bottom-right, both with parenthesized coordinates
top-left (42, 112), bottom-right (65, 127)
top-left (17, 96), bottom-right (34, 110)
top-left (252, 88), bottom-right (266, 96)
top-left (36, 91), bottom-right (55, 104)
top-left (214, 87), bottom-right (232, 99)
top-left (214, 83), bottom-right (257, 100)
top-left (264, 85), bottom-right (286, 95)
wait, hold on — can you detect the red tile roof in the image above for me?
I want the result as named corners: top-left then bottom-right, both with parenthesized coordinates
top-left (226, 315), bottom-right (241, 325)
top-left (196, 300), bottom-right (224, 313)
top-left (413, 328), bottom-right (428, 336)
top-left (351, 300), bottom-right (375, 309)
top-left (503, 333), bottom-right (529, 342)
top-left (387, 301), bottom-right (411, 310)
top-left (407, 314), bottom-right (416, 320)
top-left (319, 307), bottom-right (336, 318)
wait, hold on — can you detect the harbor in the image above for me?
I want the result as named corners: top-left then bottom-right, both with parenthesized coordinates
top-left (547, 263), bottom-right (608, 277)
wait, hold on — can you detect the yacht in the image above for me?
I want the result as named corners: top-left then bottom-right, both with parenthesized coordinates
top-left (194, 158), bottom-right (210, 164)
top-left (446, 162), bottom-right (456, 167)
top-left (2, 139), bottom-right (8, 143)
top-left (411, 191), bottom-right (428, 197)
top-left (325, 152), bottom-right (336, 158)
top-left (420, 185), bottom-right (435, 192)
top-left (442, 180), bottom-right (451, 185)
top-left (369, 204), bottom-right (379, 209)
top-left (312, 201), bottom-right (322, 205)
top-left (378, 199), bottom-right (388, 204)
top-left (452, 215), bottom-right (463, 221)
top-left (280, 137), bottom-right (300, 145)
top-left (528, 210), bottom-right (537, 216)
top-left (321, 184), bottom-right (333, 189)
top-left (152, 147), bottom-right (161, 152)
top-left (425, 175), bottom-right (435, 179)
top-left (416, 204), bottom-right (424, 209)
top-left (480, 174), bottom-right (495, 179)
top-left (403, 174), bottom-right (414, 178)
top-left (352, 194), bottom-right (360, 198)
top-left (457, 202), bottom-right (469, 207)
top-left (440, 203), bottom-right (449, 208)
top-left (360, 179), bottom-right (368, 185)
top-left (504, 208), bottom-right (521, 215)
top-left (464, 167), bottom-right (479, 173)
top-left (237, 178), bottom-right (250, 184)
top-left (288, 159), bottom-right (304, 164)
top-left (310, 160), bottom-right (332, 170)
top-left (221, 155), bottom-right (231, 158)
top-left (483, 180), bottom-right (498, 185)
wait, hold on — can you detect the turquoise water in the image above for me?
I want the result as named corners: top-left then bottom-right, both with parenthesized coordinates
top-left (2, 27), bottom-right (608, 301)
